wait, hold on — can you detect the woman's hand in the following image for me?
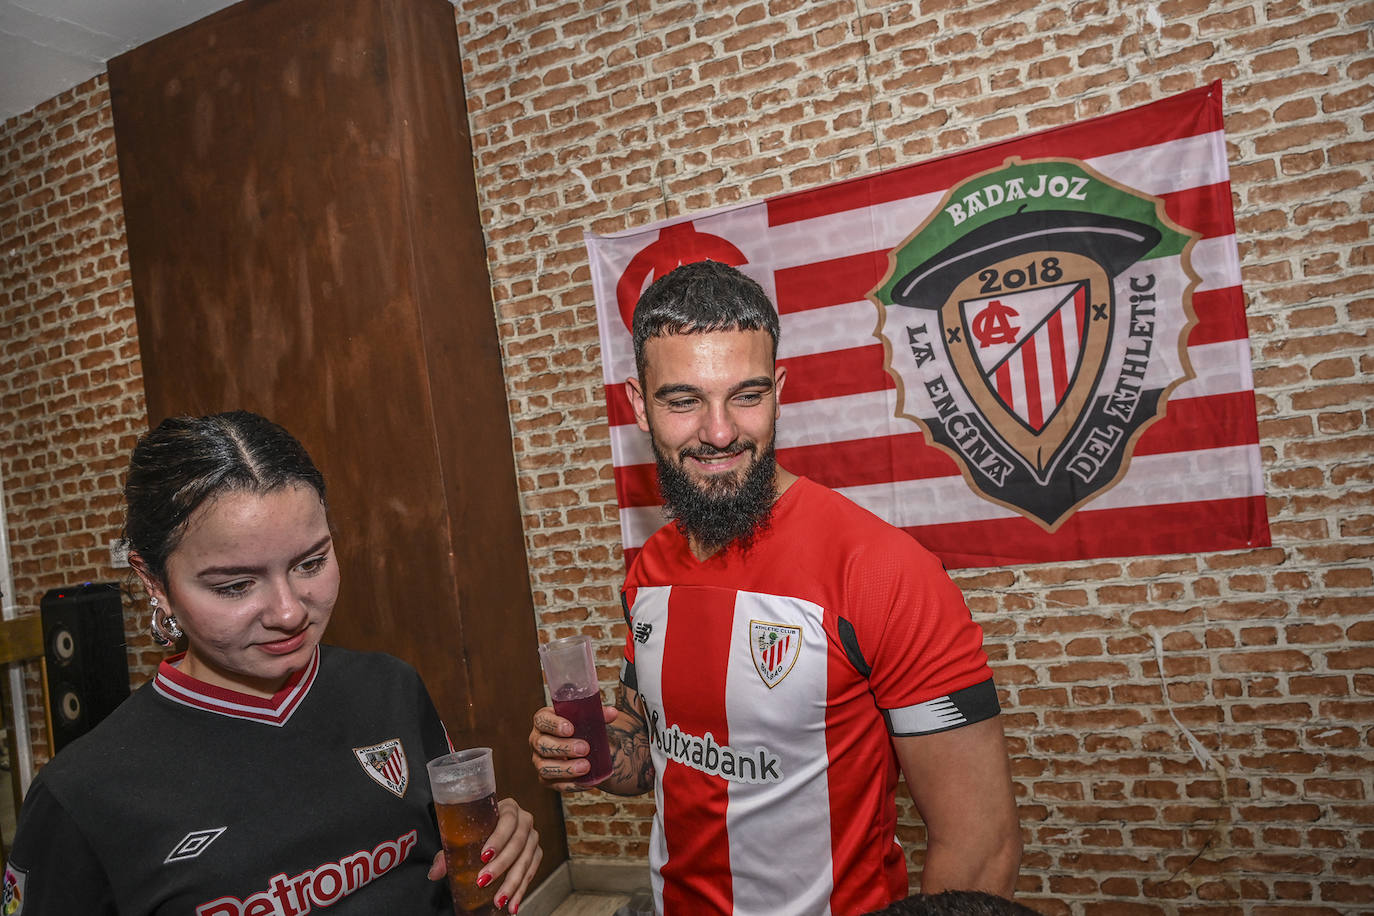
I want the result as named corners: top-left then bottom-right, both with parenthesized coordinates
top-left (428, 797), bottom-right (541, 913)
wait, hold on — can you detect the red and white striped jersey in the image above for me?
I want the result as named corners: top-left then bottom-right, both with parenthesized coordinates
top-left (622, 477), bottom-right (999, 916)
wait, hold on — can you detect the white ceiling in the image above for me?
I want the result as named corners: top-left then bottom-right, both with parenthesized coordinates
top-left (0, 0), bottom-right (241, 124)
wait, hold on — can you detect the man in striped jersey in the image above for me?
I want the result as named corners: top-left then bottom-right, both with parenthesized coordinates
top-left (531, 260), bottom-right (1021, 915)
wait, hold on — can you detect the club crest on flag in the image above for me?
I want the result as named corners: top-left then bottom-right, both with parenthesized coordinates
top-left (354, 738), bottom-right (409, 798)
top-left (750, 621), bottom-right (801, 688)
top-left (872, 157), bottom-right (1200, 530)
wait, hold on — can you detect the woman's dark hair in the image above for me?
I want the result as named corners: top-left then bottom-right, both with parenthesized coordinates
top-left (631, 259), bottom-right (780, 379)
top-left (123, 411), bottom-right (326, 586)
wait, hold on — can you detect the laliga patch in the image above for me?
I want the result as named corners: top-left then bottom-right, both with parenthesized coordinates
top-left (871, 157), bottom-right (1198, 530)
top-left (354, 738), bottom-right (409, 798)
top-left (2, 862), bottom-right (26, 915)
top-left (750, 621), bottom-right (801, 688)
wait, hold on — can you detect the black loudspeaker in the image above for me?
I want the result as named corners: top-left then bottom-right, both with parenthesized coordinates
top-left (41, 582), bottom-right (132, 753)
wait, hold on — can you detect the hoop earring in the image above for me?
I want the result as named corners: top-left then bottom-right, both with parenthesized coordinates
top-left (149, 596), bottom-right (184, 647)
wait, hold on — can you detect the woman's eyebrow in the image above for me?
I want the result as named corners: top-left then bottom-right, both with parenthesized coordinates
top-left (195, 534), bottom-right (332, 578)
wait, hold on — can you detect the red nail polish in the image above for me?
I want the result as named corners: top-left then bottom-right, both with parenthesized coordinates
top-left (496, 895), bottom-right (509, 909)
top-left (481, 848), bottom-right (495, 863)
top-left (476, 873), bottom-right (492, 888)
top-left (510, 902), bottom-right (519, 914)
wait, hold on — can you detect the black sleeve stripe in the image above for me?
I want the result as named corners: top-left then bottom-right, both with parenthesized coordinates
top-left (836, 615), bottom-right (871, 677)
top-left (619, 590), bottom-right (637, 691)
top-left (883, 678), bottom-right (1001, 737)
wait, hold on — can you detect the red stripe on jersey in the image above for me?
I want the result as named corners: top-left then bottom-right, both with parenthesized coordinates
top-left (823, 623), bottom-right (909, 916)
top-left (658, 587), bottom-right (736, 915)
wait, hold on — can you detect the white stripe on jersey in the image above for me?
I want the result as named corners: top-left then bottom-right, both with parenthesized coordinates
top-left (630, 586), bottom-right (838, 916)
top-left (725, 590), bottom-right (833, 916)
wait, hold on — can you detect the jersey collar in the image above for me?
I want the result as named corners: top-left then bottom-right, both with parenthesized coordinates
top-left (152, 646), bottom-right (320, 726)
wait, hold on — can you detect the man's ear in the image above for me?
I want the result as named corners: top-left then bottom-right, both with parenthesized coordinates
top-left (626, 375), bottom-right (651, 433)
top-left (773, 364), bottom-right (787, 418)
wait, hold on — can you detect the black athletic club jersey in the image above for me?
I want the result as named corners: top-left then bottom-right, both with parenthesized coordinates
top-left (4, 646), bottom-right (454, 916)
top-left (621, 477), bottom-right (1000, 916)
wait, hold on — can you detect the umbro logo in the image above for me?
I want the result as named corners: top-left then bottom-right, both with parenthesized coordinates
top-left (633, 622), bottom-right (652, 644)
top-left (165, 827), bottom-right (226, 863)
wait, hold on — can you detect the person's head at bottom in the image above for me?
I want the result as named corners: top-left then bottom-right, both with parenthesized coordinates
top-left (865, 890), bottom-right (1043, 916)
top-left (126, 409), bottom-right (335, 697)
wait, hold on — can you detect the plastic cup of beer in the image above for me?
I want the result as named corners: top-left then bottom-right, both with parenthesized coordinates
top-left (427, 748), bottom-right (500, 915)
top-left (538, 634), bottom-right (612, 786)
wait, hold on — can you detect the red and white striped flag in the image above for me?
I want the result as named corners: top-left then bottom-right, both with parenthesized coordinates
top-left (588, 82), bottom-right (1269, 569)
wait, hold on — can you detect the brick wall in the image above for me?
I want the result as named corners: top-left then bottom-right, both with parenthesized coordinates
top-left (453, 1), bottom-right (1372, 914)
top-left (0, 0), bottom-right (1369, 911)
top-left (0, 74), bottom-right (156, 763)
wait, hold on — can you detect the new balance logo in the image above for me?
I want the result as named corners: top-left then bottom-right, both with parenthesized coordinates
top-left (166, 827), bottom-right (226, 863)
top-left (633, 622), bottom-right (652, 644)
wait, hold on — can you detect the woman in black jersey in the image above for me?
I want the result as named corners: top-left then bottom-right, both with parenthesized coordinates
top-left (6, 411), bottom-right (541, 915)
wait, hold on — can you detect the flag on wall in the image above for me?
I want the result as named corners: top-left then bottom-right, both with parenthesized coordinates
top-left (587, 81), bottom-right (1270, 569)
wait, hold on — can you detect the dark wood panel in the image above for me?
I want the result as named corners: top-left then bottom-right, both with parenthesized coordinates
top-left (108, 0), bottom-right (564, 881)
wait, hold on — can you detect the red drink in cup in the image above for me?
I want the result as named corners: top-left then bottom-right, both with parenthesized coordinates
top-left (539, 635), bottom-right (612, 787)
top-left (551, 683), bottom-right (613, 785)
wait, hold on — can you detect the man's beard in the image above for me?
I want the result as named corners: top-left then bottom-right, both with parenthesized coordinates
top-left (652, 436), bottom-right (778, 554)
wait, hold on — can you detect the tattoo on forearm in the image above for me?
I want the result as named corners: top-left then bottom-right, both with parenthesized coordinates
top-left (609, 688), bottom-right (654, 792)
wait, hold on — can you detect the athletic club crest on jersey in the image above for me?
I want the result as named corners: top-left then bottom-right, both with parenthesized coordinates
top-left (872, 157), bottom-right (1199, 530)
top-left (354, 739), bottom-right (409, 798)
top-left (750, 621), bottom-right (801, 688)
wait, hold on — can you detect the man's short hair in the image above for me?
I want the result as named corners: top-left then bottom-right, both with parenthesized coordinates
top-left (865, 890), bottom-right (1043, 916)
top-left (631, 259), bottom-right (779, 378)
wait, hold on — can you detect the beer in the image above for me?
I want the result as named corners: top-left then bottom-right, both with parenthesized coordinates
top-left (552, 683), bottom-right (612, 785)
top-left (427, 748), bottom-right (499, 916)
top-left (435, 791), bottom-right (500, 915)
